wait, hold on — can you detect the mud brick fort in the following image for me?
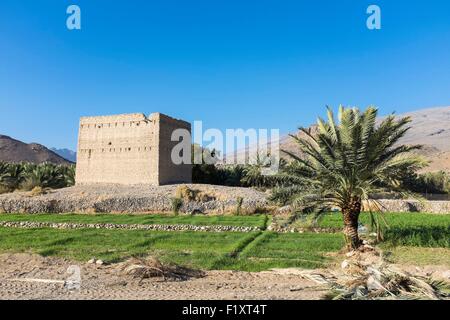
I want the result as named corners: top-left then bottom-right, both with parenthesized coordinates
top-left (75, 113), bottom-right (192, 185)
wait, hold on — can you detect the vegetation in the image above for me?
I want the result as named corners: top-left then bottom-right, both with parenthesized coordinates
top-left (404, 171), bottom-right (450, 195)
top-left (171, 198), bottom-right (183, 215)
top-left (192, 144), bottom-right (281, 188)
top-left (0, 227), bottom-right (342, 270)
top-left (0, 162), bottom-right (75, 193)
top-left (383, 246), bottom-right (450, 267)
top-left (270, 106), bottom-right (426, 249)
top-left (193, 163), bottom-right (245, 186)
top-left (175, 185), bottom-right (214, 202)
top-left (0, 212), bottom-right (448, 270)
top-left (314, 212), bottom-right (450, 247)
top-left (191, 143), bottom-right (446, 198)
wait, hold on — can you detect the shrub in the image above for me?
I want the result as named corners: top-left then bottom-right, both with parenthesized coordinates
top-left (29, 186), bottom-right (47, 196)
top-left (175, 185), bottom-right (215, 202)
top-left (176, 185), bottom-right (197, 201)
top-left (171, 197), bottom-right (183, 215)
top-left (0, 184), bottom-right (12, 194)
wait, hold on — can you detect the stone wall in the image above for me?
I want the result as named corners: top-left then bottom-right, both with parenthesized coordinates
top-left (363, 199), bottom-right (450, 214)
top-left (0, 184), bottom-right (269, 214)
top-left (75, 112), bottom-right (192, 185)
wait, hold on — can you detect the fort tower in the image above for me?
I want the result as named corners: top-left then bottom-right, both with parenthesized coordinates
top-left (75, 112), bottom-right (191, 185)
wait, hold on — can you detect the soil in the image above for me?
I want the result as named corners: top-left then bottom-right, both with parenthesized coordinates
top-left (0, 253), bottom-right (324, 300)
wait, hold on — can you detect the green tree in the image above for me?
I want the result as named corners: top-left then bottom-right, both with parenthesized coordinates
top-left (271, 106), bottom-right (426, 249)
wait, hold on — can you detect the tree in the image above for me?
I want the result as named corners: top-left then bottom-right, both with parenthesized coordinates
top-left (271, 106), bottom-right (426, 249)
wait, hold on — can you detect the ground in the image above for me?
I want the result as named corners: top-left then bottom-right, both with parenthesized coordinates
top-left (0, 184), bottom-right (269, 214)
top-left (0, 212), bottom-right (448, 299)
top-left (0, 253), bottom-right (323, 300)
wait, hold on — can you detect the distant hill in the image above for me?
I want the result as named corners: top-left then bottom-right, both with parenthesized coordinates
top-left (50, 148), bottom-right (77, 162)
top-left (0, 135), bottom-right (73, 164)
top-left (379, 106), bottom-right (450, 152)
top-left (386, 107), bottom-right (450, 173)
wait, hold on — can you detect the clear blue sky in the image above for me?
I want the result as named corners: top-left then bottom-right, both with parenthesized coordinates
top-left (1, 0), bottom-right (450, 150)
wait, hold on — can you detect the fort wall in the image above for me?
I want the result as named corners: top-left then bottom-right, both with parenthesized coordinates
top-left (75, 112), bottom-right (191, 185)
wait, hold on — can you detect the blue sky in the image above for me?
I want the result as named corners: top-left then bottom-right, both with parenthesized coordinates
top-left (1, 0), bottom-right (450, 150)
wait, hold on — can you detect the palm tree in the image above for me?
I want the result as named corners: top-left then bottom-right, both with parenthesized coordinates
top-left (241, 153), bottom-right (287, 188)
top-left (271, 106), bottom-right (426, 249)
top-left (21, 162), bottom-right (66, 190)
top-left (0, 162), bottom-right (25, 191)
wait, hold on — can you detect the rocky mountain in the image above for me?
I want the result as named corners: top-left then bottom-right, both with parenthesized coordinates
top-left (0, 135), bottom-right (73, 164)
top-left (50, 148), bottom-right (77, 162)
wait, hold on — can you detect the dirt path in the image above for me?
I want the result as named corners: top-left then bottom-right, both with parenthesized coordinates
top-left (0, 253), bottom-right (325, 300)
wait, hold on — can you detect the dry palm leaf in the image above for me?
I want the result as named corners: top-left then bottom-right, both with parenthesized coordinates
top-left (118, 257), bottom-right (205, 282)
top-left (297, 248), bottom-right (449, 300)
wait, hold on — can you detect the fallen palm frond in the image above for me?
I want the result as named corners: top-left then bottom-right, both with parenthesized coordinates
top-left (297, 247), bottom-right (450, 300)
top-left (118, 257), bottom-right (205, 281)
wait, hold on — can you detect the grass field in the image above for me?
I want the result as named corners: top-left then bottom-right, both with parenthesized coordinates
top-left (382, 246), bottom-right (450, 266)
top-left (0, 212), bottom-right (448, 271)
top-left (308, 212), bottom-right (450, 248)
top-left (0, 227), bottom-right (343, 271)
top-left (0, 213), bottom-right (268, 228)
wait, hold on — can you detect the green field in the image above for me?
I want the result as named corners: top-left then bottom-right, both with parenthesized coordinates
top-left (0, 213), bottom-right (268, 228)
top-left (0, 212), bottom-right (448, 271)
top-left (0, 227), bottom-right (343, 271)
top-left (312, 212), bottom-right (450, 247)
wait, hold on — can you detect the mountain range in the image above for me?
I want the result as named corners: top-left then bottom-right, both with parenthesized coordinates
top-left (50, 148), bottom-right (77, 162)
top-left (0, 135), bottom-right (73, 164)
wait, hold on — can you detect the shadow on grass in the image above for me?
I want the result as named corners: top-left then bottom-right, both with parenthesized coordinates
top-left (46, 237), bottom-right (79, 246)
top-left (38, 248), bottom-right (60, 256)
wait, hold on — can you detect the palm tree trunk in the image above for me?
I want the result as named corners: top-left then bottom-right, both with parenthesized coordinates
top-left (342, 198), bottom-right (362, 250)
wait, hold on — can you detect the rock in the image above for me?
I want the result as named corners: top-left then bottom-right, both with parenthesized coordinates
top-left (346, 251), bottom-right (356, 258)
top-left (95, 259), bottom-right (104, 265)
top-left (0, 220), bottom-right (262, 233)
top-left (355, 285), bottom-right (368, 297)
top-left (442, 271), bottom-right (450, 279)
top-left (363, 244), bottom-right (375, 250)
top-left (341, 260), bottom-right (349, 269)
top-left (274, 205), bottom-right (292, 215)
top-left (367, 275), bottom-right (383, 291)
top-left (88, 258), bottom-right (96, 264)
